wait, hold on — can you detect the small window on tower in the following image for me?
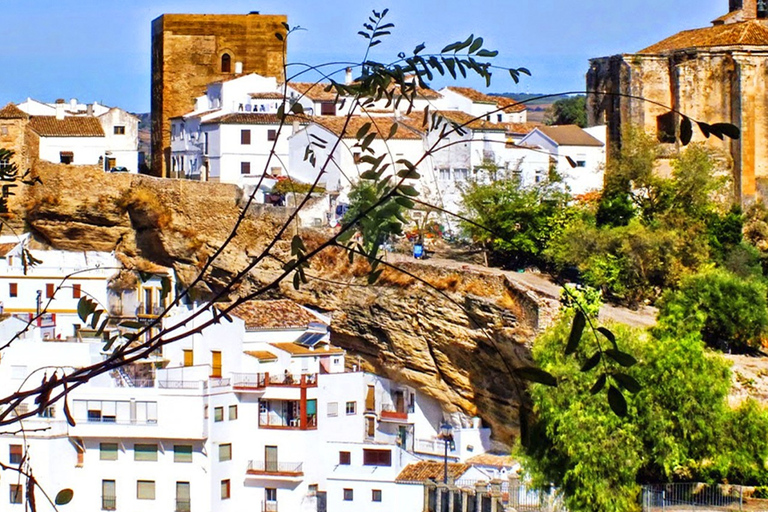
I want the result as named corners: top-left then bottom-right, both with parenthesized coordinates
top-left (221, 53), bottom-right (232, 73)
top-left (656, 112), bottom-right (676, 144)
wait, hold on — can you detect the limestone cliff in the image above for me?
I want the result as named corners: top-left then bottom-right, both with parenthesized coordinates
top-left (11, 163), bottom-right (557, 444)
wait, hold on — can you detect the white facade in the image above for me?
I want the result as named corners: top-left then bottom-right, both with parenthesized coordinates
top-left (0, 296), bottom-right (496, 512)
top-left (37, 135), bottom-right (106, 167)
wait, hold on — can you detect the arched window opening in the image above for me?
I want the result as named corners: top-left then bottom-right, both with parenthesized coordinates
top-left (221, 54), bottom-right (232, 73)
top-left (656, 112), bottom-right (676, 144)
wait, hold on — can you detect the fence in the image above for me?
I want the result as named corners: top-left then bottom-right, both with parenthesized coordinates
top-left (423, 478), bottom-right (567, 512)
top-left (641, 483), bottom-right (763, 511)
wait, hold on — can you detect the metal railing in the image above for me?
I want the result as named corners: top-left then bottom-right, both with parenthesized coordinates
top-left (101, 496), bottom-right (117, 510)
top-left (232, 373), bottom-right (267, 388)
top-left (642, 483), bottom-right (747, 511)
top-left (248, 460), bottom-right (303, 474)
top-left (175, 498), bottom-right (191, 512)
top-left (262, 500), bottom-right (278, 512)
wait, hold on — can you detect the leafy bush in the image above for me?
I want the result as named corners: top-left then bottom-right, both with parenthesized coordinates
top-left (520, 317), bottom-right (768, 511)
top-left (656, 269), bottom-right (768, 352)
top-left (272, 178), bottom-right (325, 195)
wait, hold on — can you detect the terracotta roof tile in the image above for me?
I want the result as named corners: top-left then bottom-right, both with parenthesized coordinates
top-left (537, 125), bottom-right (604, 147)
top-left (289, 82), bottom-right (338, 102)
top-left (0, 103), bottom-right (28, 120)
top-left (504, 122), bottom-right (542, 135)
top-left (270, 342), bottom-right (344, 357)
top-left (424, 110), bottom-right (507, 132)
top-left (229, 300), bottom-right (324, 330)
top-left (201, 113), bottom-right (309, 126)
top-left (466, 453), bottom-right (517, 468)
top-left (249, 92), bottom-right (285, 99)
top-left (396, 461), bottom-right (471, 483)
top-left (639, 20), bottom-right (768, 54)
top-left (0, 243), bottom-right (18, 257)
top-left (446, 86), bottom-right (497, 104)
top-left (245, 350), bottom-right (279, 361)
top-left (494, 96), bottom-right (526, 114)
top-left (28, 116), bottom-right (104, 137)
top-left (314, 116), bottom-right (423, 140)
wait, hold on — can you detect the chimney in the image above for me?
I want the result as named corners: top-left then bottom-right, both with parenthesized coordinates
top-left (744, 0), bottom-right (757, 19)
top-left (235, 61), bottom-right (243, 74)
top-left (55, 98), bottom-right (65, 120)
top-left (345, 67), bottom-right (353, 85)
top-left (69, 98), bottom-right (77, 111)
top-left (86, 104), bottom-right (93, 116)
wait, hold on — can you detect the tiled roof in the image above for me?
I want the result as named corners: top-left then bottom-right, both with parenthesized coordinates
top-left (466, 453), bottom-right (517, 468)
top-left (244, 350), bottom-right (279, 362)
top-left (0, 243), bottom-right (18, 257)
top-left (711, 11), bottom-right (742, 25)
top-left (639, 20), bottom-right (768, 54)
top-left (0, 103), bottom-right (28, 120)
top-left (229, 300), bottom-right (323, 330)
top-left (270, 342), bottom-right (344, 357)
top-left (28, 116), bottom-right (104, 137)
top-left (395, 461), bottom-right (471, 483)
top-left (249, 92), bottom-right (285, 99)
top-left (201, 113), bottom-right (309, 126)
top-left (537, 125), bottom-right (604, 147)
top-left (504, 122), bottom-right (542, 135)
top-left (314, 116), bottom-right (423, 140)
top-left (495, 96), bottom-right (526, 114)
top-left (289, 82), bottom-right (338, 102)
top-left (427, 110), bottom-right (507, 132)
top-left (446, 86), bottom-right (497, 104)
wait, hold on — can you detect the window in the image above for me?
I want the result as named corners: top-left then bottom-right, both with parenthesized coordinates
top-left (363, 448), bottom-right (391, 466)
top-left (176, 482), bottom-right (191, 512)
top-left (60, 151), bottom-right (73, 164)
top-left (211, 350), bottom-right (222, 378)
top-left (38, 405), bottom-right (55, 418)
top-left (100, 443), bottom-right (118, 461)
top-left (308, 484), bottom-right (318, 496)
top-left (72, 284), bottom-right (81, 298)
top-left (219, 443), bottom-right (232, 462)
top-left (183, 349), bottom-right (193, 367)
top-left (221, 53), bottom-right (232, 73)
top-left (372, 489), bottom-right (382, 502)
top-left (9, 484), bottom-right (22, 504)
top-left (339, 451), bottom-right (351, 465)
top-left (134, 443), bottom-right (158, 461)
top-left (327, 402), bottom-right (338, 417)
top-left (214, 406), bottom-right (224, 422)
top-left (9, 444), bottom-right (22, 465)
top-left (9, 283), bottom-right (16, 297)
top-left (345, 401), bottom-right (357, 415)
top-left (321, 102), bottom-right (336, 116)
top-left (137, 480), bottom-right (155, 500)
top-left (265, 445), bottom-right (278, 472)
top-left (438, 168), bottom-right (451, 181)
top-left (45, 283), bottom-right (54, 298)
top-left (0, 126), bottom-right (8, 136)
top-left (114, 126), bottom-right (126, 135)
top-left (204, 132), bottom-right (209, 154)
top-left (228, 404), bottom-right (238, 420)
top-left (174, 444), bottom-right (193, 463)
top-left (220, 479), bottom-right (231, 500)
top-left (497, 114), bottom-right (503, 122)
top-left (240, 161), bottom-right (251, 175)
top-left (265, 488), bottom-right (277, 502)
top-left (343, 488), bottom-right (354, 501)
top-left (453, 168), bottom-right (469, 181)
top-left (267, 129), bottom-right (277, 141)
top-left (102, 480), bottom-right (116, 510)
top-left (657, 111), bottom-right (676, 143)
top-left (241, 129), bottom-right (251, 145)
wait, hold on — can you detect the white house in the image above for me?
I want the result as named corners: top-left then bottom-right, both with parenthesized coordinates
top-left (0, 295), bottom-right (496, 512)
top-left (519, 124), bottom-right (606, 195)
top-left (436, 87), bottom-right (527, 124)
top-left (16, 98), bottom-right (140, 172)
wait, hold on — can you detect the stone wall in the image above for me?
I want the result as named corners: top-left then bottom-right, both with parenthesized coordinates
top-left (150, 13), bottom-right (287, 177)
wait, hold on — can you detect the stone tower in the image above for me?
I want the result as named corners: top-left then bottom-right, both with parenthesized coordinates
top-left (587, 1), bottom-right (768, 204)
top-left (150, 13), bottom-right (287, 177)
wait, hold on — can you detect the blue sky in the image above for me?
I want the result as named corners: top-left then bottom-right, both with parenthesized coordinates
top-left (0, 0), bottom-right (724, 113)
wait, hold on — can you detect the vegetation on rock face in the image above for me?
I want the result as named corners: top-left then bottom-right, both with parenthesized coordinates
top-left (521, 316), bottom-right (768, 512)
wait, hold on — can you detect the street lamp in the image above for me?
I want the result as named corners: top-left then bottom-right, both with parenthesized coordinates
top-left (438, 423), bottom-right (454, 484)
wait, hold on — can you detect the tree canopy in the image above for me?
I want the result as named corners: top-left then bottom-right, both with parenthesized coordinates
top-left (545, 95), bottom-right (587, 127)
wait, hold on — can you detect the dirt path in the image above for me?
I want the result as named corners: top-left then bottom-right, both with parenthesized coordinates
top-left (387, 253), bottom-right (658, 328)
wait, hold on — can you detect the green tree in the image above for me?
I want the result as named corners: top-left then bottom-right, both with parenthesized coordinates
top-left (520, 316), bottom-right (768, 511)
top-left (545, 95), bottom-right (587, 127)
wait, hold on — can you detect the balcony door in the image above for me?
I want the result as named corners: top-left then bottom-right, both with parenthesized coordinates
top-left (265, 445), bottom-right (278, 472)
top-left (211, 350), bottom-right (222, 378)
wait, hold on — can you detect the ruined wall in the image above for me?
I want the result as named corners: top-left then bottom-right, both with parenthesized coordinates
top-left (0, 118), bottom-right (30, 170)
top-left (150, 13), bottom-right (287, 178)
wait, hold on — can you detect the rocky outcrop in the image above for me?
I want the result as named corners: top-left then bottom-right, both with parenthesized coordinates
top-left (12, 163), bottom-right (558, 444)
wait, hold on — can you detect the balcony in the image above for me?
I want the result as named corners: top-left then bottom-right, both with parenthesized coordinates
top-left (380, 404), bottom-right (409, 423)
top-left (101, 496), bottom-right (116, 511)
top-left (247, 460), bottom-right (304, 480)
top-left (262, 500), bottom-right (278, 512)
top-left (136, 303), bottom-right (164, 318)
top-left (176, 499), bottom-right (191, 512)
top-left (232, 373), bottom-right (317, 391)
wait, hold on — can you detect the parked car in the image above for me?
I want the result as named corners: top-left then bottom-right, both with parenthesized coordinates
top-left (109, 166), bottom-right (128, 173)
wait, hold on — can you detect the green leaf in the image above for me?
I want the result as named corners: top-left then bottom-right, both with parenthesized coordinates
top-left (475, 49), bottom-right (498, 58)
top-left (394, 196), bottom-right (415, 209)
top-left (119, 320), bottom-right (144, 330)
top-left (613, 372), bottom-right (641, 393)
top-left (275, 32), bottom-right (284, 41)
top-left (597, 327), bottom-right (618, 350)
top-left (581, 351), bottom-right (601, 372)
top-left (291, 235), bottom-right (306, 256)
top-left (696, 121), bottom-right (712, 138)
top-left (397, 168), bottom-right (421, 180)
top-left (517, 366), bottom-right (557, 387)
top-left (468, 37), bottom-right (484, 54)
top-left (290, 102), bottom-right (304, 114)
top-left (55, 489), bottom-right (74, 505)
top-left (90, 309), bottom-right (103, 330)
top-left (387, 122), bottom-right (399, 140)
top-left (95, 318), bottom-right (109, 338)
top-left (77, 297), bottom-right (96, 323)
top-left (292, 272), bottom-right (301, 290)
top-left (355, 122), bottom-right (372, 140)
top-left (680, 115), bottom-right (693, 146)
top-left (590, 373), bottom-right (607, 395)
top-left (414, 42), bottom-right (426, 55)
top-left (605, 349), bottom-right (637, 368)
top-left (337, 229), bottom-right (355, 244)
top-left (565, 311), bottom-right (585, 355)
top-left (709, 122), bottom-right (740, 140)
top-left (367, 269), bottom-right (383, 284)
top-left (607, 385), bottom-right (628, 417)
top-left (397, 185), bottom-right (419, 197)
top-left (360, 170), bottom-right (378, 180)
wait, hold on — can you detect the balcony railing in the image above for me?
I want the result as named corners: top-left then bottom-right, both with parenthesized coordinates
top-left (262, 500), bottom-right (278, 512)
top-left (231, 373), bottom-right (318, 390)
top-left (380, 404), bottom-right (409, 421)
top-left (248, 460), bottom-right (303, 476)
top-left (101, 496), bottom-right (117, 510)
top-left (176, 498), bottom-right (191, 512)
top-left (137, 303), bottom-right (164, 317)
